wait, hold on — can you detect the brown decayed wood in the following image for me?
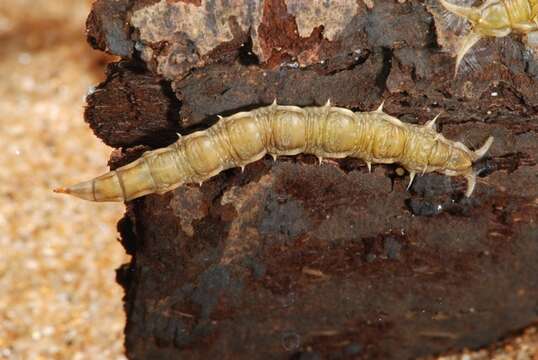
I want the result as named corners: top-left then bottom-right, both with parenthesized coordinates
top-left (85, 61), bottom-right (181, 148)
top-left (86, 0), bottom-right (133, 57)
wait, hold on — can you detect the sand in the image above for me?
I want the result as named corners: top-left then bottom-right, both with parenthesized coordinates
top-left (0, 1), bottom-right (126, 358)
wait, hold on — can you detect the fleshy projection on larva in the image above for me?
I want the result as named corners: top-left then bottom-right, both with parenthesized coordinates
top-left (439, 0), bottom-right (538, 75)
top-left (54, 101), bottom-right (494, 202)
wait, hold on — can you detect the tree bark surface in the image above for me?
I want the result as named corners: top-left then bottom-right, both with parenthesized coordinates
top-left (86, 1), bottom-right (538, 359)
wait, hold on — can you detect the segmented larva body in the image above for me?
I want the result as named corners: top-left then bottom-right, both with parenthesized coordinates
top-left (440, 0), bottom-right (538, 74)
top-left (55, 101), bottom-right (494, 202)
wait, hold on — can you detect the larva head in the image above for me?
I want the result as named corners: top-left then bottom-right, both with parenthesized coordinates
top-left (445, 146), bottom-right (473, 174)
top-left (444, 136), bottom-right (494, 197)
top-left (445, 136), bottom-right (495, 175)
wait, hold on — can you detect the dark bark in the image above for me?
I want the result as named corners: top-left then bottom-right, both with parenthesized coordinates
top-left (85, 61), bottom-right (181, 148)
top-left (87, 0), bottom-right (538, 359)
top-left (86, 0), bottom-right (133, 57)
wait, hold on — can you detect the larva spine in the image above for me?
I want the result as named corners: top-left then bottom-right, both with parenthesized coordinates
top-left (55, 101), bottom-right (494, 202)
top-left (439, 0), bottom-right (538, 74)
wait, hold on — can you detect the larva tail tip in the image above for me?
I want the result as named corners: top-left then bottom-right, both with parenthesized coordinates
top-left (53, 187), bottom-right (70, 194)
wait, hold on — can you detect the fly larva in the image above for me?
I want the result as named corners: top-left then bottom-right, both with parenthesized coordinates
top-left (440, 0), bottom-right (538, 74)
top-left (54, 101), bottom-right (494, 202)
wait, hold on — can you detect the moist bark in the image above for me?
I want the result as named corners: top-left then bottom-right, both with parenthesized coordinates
top-left (87, 0), bottom-right (538, 359)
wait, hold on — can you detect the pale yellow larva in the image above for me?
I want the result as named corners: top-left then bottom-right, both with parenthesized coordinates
top-left (440, 0), bottom-right (538, 74)
top-left (54, 101), bottom-right (494, 202)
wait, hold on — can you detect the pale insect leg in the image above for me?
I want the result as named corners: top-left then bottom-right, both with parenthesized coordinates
top-left (455, 31), bottom-right (483, 76)
top-left (407, 171), bottom-right (416, 191)
top-left (433, 0), bottom-right (475, 35)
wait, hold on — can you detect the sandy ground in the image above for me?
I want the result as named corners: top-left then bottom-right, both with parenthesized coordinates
top-left (0, 0), bottom-right (126, 359)
top-left (0, 0), bottom-right (536, 359)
